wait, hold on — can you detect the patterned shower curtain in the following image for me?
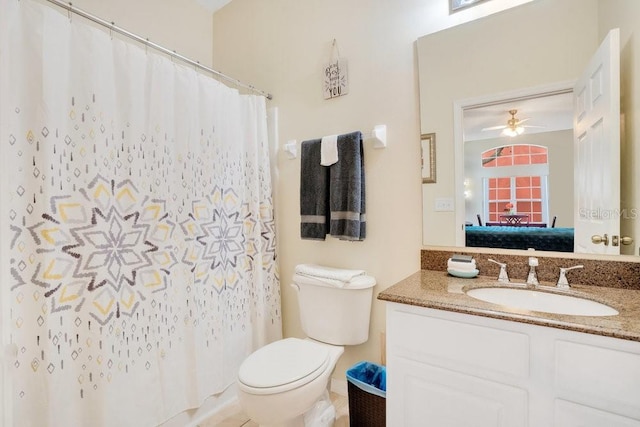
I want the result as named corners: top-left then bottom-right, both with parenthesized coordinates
top-left (0, 1), bottom-right (281, 426)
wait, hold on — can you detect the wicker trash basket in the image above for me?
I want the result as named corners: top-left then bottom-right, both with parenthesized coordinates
top-left (346, 361), bottom-right (386, 427)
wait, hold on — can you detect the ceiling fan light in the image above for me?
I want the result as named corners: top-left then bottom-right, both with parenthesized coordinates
top-left (502, 128), bottom-right (517, 137)
top-left (501, 125), bottom-right (524, 137)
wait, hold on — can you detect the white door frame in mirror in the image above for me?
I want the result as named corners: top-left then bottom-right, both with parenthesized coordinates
top-left (453, 80), bottom-right (575, 247)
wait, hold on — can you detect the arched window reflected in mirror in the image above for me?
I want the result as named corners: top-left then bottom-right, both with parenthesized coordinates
top-left (475, 144), bottom-right (549, 226)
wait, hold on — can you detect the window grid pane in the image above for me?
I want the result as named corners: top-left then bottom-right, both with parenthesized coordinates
top-left (487, 175), bottom-right (544, 223)
top-left (481, 144), bottom-right (548, 168)
top-left (482, 144), bottom-right (548, 224)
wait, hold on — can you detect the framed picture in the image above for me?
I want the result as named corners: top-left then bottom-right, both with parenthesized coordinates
top-left (450, 0), bottom-right (491, 13)
top-left (421, 133), bottom-right (436, 183)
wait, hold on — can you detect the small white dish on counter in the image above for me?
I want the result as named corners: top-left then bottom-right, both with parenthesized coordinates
top-left (447, 268), bottom-right (479, 279)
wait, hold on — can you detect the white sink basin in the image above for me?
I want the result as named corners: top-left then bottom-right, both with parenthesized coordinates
top-left (466, 287), bottom-right (618, 317)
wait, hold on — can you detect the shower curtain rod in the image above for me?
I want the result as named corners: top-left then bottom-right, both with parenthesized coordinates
top-left (43, 0), bottom-right (273, 100)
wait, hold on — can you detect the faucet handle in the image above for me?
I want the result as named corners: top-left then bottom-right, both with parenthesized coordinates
top-left (487, 258), bottom-right (509, 283)
top-left (528, 256), bottom-right (538, 267)
top-left (557, 265), bottom-right (584, 289)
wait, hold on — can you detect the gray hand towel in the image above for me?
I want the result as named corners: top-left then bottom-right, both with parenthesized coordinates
top-left (329, 131), bottom-right (366, 241)
top-left (300, 139), bottom-right (330, 240)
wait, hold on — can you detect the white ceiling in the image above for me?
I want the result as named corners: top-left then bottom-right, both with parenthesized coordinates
top-left (463, 91), bottom-right (574, 141)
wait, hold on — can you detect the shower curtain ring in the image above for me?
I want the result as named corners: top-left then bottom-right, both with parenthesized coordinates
top-left (67, 2), bottom-right (72, 21)
top-left (110, 21), bottom-right (115, 39)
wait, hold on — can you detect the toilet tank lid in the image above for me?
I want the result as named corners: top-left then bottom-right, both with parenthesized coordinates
top-left (293, 273), bottom-right (376, 289)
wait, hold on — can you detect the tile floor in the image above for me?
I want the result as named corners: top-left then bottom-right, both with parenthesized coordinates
top-left (197, 392), bottom-right (349, 427)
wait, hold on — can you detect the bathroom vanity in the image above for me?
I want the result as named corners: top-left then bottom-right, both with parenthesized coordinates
top-left (379, 270), bottom-right (640, 426)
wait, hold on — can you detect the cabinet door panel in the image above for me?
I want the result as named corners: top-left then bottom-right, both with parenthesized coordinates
top-left (555, 399), bottom-right (640, 427)
top-left (390, 309), bottom-right (530, 380)
top-left (555, 340), bottom-right (640, 419)
top-left (390, 356), bottom-right (528, 427)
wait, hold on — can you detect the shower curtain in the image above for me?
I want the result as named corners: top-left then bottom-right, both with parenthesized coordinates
top-left (0, 1), bottom-right (281, 426)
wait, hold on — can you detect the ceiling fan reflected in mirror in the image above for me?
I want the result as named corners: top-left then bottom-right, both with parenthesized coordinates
top-left (481, 109), bottom-right (543, 137)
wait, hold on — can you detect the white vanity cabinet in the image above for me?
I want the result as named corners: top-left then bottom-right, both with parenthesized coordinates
top-left (386, 302), bottom-right (640, 427)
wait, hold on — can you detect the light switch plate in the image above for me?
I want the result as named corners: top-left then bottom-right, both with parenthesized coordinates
top-left (435, 197), bottom-right (454, 212)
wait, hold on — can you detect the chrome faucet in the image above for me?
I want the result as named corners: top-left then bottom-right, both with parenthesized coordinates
top-left (557, 265), bottom-right (584, 289)
top-left (526, 257), bottom-right (539, 286)
top-left (487, 258), bottom-right (509, 283)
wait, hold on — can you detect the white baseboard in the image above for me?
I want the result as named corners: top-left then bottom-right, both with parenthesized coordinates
top-left (330, 378), bottom-right (348, 396)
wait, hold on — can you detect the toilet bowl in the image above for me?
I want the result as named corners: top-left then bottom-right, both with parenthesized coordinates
top-left (237, 338), bottom-right (343, 426)
top-left (237, 267), bottom-right (376, 426)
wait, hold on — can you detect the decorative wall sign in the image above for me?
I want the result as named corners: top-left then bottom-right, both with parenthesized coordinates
top-left (323, 39), bottom-right (349, 99)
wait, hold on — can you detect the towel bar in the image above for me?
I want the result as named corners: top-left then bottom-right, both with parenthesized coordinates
top-left (365, 125), bottom-right (387, 149)
top-left (284, 140), bottom-right (298, 159)
top-left (284, 125), bottom-right (387, 159)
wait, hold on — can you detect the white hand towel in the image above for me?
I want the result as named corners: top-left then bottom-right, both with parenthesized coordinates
top-left (447, 259), bottom-right (477, 272)
top-left (295, 263), bottom-right (365, 282)
top-left (320, 134), bottom-right (339, 166)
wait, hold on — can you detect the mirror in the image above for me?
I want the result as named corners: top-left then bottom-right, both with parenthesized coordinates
top-left (418, 0), bottom-right (638, 256)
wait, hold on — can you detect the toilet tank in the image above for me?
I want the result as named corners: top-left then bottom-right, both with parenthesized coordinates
top-left (292, 274), bottom-right (376, 346)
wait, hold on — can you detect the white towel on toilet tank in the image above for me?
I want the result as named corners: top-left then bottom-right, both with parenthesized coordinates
top-left (294, 273), bottom-right (375, 289)
top-left (295, 263), bottom-right (365, 283)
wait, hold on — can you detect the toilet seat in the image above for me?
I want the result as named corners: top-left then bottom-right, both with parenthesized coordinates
top-left (238, 338), bottom-right (330, 395)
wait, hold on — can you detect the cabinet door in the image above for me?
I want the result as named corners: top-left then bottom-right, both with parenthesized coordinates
top-left (555, 400), bottom-right (640, 427)
top-left (388, 355), bottom-right (528, 427)
top-left (555, 339), bottom-right (640, 420)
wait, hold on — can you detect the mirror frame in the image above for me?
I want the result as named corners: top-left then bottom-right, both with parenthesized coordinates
top-left (421, 133), bottom-right (437, 184)
top-left (453, 80), bottom-right (575, 246)
top-left (450, 0), bottom-right (492, 14)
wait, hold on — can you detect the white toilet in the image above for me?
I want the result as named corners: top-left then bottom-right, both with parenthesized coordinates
top-left (237, 270), bottom-right (376, 427)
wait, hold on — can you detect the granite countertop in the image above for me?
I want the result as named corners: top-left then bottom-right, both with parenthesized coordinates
top-left (378, 270), bottom-right (640, 342)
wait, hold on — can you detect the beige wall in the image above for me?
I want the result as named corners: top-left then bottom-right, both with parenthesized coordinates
top-left (53, 0), bottom-right (214, 68)
top-left (600, 0), bottom-right (640, 255)
top-left (546, 131), bottom-right (576, 228)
